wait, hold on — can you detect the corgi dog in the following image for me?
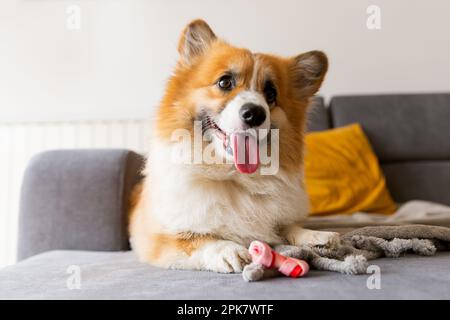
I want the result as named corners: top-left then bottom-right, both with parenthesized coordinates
top-left (129, 20), bottom-right (339, 273)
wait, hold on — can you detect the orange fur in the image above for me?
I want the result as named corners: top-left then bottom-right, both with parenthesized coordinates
top-left (156, 40), bottom-right (255, 139)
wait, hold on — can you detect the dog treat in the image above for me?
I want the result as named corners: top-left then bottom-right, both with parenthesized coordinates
top-left (248, 240), bottom-right (309, 278)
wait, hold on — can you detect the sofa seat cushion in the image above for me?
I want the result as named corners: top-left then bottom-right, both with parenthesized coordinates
top-left (1, 250), bottom-right (450, 299)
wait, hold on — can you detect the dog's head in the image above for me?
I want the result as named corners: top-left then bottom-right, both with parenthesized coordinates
top-left (156, 19), bottom-right (328, 174)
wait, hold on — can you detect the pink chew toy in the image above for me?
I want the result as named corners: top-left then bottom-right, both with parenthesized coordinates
top-left (248, 240), bottom-right (309, 278)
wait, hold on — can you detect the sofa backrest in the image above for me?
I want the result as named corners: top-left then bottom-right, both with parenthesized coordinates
top-left (306, 96), bottom-right (331, 132)
top-left (329, 94), bottom-right (450, 162)
top-left (17, 150), bottom-right (144, 260)
top-left (17, 94), bottom-right (450, 260)
top-left (322, 93), bottom-right (450, 205)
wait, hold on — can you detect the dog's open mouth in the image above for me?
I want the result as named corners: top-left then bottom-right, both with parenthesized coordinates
top-left (202, 113), bottom-right (260, 174)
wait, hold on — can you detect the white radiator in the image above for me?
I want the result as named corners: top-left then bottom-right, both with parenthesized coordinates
top-left (0, 119), bottom-right (151, 268)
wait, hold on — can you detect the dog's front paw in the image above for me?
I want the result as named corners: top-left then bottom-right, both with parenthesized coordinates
top-left (290, 229), bottom-right (341, 248)
top-left (308, 231), bottom-right (341, 248)
top-left (203, 241), bottom-right (251, 273)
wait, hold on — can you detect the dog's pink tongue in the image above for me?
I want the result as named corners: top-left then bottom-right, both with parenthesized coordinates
top-left (231, 132), bottom-right (259, 174)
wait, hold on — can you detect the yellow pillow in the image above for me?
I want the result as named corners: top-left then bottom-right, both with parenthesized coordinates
top-left (304, 124), bottom-right (397, 216)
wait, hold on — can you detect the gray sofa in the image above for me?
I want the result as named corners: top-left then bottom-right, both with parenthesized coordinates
top-left (1, 93), bottom-right (450, 299)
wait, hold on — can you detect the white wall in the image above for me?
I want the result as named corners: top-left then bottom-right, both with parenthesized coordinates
top-left (1, 0), bottom-right (450, 123)
top-left (0, 120), bottom-right (151, 267)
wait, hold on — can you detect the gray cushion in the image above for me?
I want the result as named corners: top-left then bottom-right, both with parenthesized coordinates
top-left (306, 96), bottom-right (330, 132)
top-left (1, 250), bottom-right (450, 299)
top-left (382, 162), bottom-right (450, 206)
top-left (17, 150), bottom-right (145, 261)
top-left (330, 94), bottom-right (450, 162)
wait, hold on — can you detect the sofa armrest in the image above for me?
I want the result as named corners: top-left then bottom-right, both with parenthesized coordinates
top-left (17, 149), bottom-right (145, 260)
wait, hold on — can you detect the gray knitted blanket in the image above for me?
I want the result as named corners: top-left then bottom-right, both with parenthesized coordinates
top-left (243, 224), bottom-right (450, 281)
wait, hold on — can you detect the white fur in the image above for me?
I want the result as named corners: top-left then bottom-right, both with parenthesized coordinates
top-left (285, 226), bottom-right (341, 248)
top-left (213, 90), bottom-right (271, 163)
top-left (250, 55), bottom-right (261, 90)
top-left (191, 240), bottom-right (250, 273)
top-left (145, 139), bottom-right (309, 249)
top-left (217, 90), bottom-right (270, 133)
top-left (164, 240), bottom-right (250, 273)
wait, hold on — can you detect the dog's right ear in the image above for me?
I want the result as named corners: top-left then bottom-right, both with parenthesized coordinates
top-left (178, 19), bottom-right (216, 65)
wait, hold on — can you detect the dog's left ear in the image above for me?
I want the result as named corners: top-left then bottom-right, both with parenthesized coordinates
top-left (178, 19), bottom-right (217, 65)
top-left (290, 51), bottom-right (328, 97)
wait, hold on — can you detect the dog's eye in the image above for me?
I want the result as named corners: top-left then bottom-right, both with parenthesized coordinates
top-left (263, 81), bottom-right (277, 105)
top-left (217, 75), bottom-right (234, 91)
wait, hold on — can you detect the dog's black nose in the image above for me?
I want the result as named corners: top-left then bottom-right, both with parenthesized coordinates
top-left (239, 103), bottom-right (266, 127)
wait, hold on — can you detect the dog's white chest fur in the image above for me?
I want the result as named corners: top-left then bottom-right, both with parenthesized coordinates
top-left (144, 141), bottom-right (309, 247)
